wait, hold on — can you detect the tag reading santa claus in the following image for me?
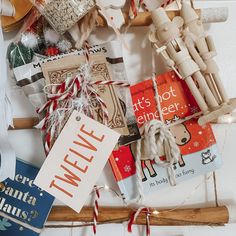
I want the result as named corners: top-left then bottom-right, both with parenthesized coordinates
top-left (34, 111), bottom-right (120, 213)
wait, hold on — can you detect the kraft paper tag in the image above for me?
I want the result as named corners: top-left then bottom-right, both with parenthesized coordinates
top-left (34, 111), bottom-right (120, 213)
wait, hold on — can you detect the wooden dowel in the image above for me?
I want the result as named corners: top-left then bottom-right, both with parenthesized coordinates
top-left (11, 117), bottom-right (39, 130)
top-left (97, 10), bottom-right (201, 27)
top-left (48, 206), bottom-right (229, 226)
top-left (11, 116), bottom-right (233, 130)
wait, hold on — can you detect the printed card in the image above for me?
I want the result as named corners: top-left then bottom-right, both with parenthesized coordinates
top-left (34, 111), bottom-right (120, 213)
top-left (0, 159), bottom-right (54, 236)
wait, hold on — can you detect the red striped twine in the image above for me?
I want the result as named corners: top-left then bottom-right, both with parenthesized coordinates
top-left (37, 77), bottom-right (130, 154)
top-left (38, 41), bottom-right (129, 154)
top-left (129, 0), bottom-right (144, 19)
top-left (93, 186), bottom-right (100, 234)
top-left (161, 0), bottom-right (175, 8)
top-left (38, 77), bottom-right (81, 154)
top-left (89, 80), bottom-right (130, 87)
top-left (84, 40), bottom-right (90, 64)
top-left (129, 0), bottom-right (174, 19)
top-left (128, 208), bottom-right (151, 236)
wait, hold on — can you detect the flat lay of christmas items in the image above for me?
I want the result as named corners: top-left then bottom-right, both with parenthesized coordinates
top-left (1, 0), bottom-right (236, 235)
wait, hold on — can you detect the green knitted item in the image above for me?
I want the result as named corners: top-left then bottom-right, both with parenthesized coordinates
top-left (7, 42), bottom-right (34, 68)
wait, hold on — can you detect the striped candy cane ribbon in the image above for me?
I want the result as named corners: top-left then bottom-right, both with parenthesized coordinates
top-left (129, 0), bottom-right (175, 19)
top-left (83, 40), bottom-right (90, 64)
top-left (129, 0), bottom-right (144, 19)
top-left (91, 185), bottom-right (122, 234)
top-left (128, 207), bottom-right (151, 236)
top-left (37, 69), bottom-right (130, 154)
top-left (37, 76), bottom-right (81, 154)
top-left (93, 185), bottom-right (100, 234)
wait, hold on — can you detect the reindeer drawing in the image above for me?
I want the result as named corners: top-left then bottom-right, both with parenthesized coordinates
top-left (129, 145), bottom-right (157, 182)
top-left (167, 115), bottom-right (191, 169)
top-left (130, 116), bottom-right (191, 182)
top-left (141, 160), bottom-right (157, 182)
top-left (201, 149), bottom-right (216, 165)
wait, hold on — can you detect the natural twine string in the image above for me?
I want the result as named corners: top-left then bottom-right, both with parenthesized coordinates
top-left (134, 47), bottom-right (180, 202)
top-left (211, 120), bottom-right (231, 208)
top-left (213, 171), bottom-right (219, 207)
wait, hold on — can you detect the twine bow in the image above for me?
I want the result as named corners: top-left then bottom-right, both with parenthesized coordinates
top-left (140, 119), bottom-right (180, 183)
top-left (143, 120), bottom-right (180, 166)
top-left (36, 63), bottom-right (129, 154)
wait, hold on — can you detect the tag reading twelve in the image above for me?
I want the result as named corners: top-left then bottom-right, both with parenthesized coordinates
top-left (34, 111), bottom-right (120, 213)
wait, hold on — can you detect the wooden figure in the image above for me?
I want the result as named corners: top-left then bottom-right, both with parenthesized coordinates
top-left (180, 1), bottom-right (236, 121)
top-left (98, 0), bottom-right (126, 29)
top-left (150, 8), bottom-right (234, 125)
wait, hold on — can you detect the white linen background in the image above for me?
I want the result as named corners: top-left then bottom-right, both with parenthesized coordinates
top-left (3, 0), bottom-right (236, 235)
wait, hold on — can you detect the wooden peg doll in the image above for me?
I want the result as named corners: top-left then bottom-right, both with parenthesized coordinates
top-left (150, 8), bottom-right (234, 125)
top-left (180, 2), bottom-right (228, 104)
top-left (180, 2), bottom-right (236, 122)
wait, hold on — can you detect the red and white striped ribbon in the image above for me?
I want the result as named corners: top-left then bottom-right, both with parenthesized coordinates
top-left (37, 75), bottom-right (130, 154)
top-left (129, 0), bottom-right (175, 19)
top-left (93, 186), bottom-right (100, 234)
top-left (37, 77), bottom-right (81, 154)
top-left (129, 0), bottom-right (144, 19)
top-left (161, 0), bottom-right (175, 8)
top-left (128, 207), bottom-right (151, 236)
top-left (89, 80), bottom-right (130, 87)
top-left (83, 40), bottom-right (90, 64)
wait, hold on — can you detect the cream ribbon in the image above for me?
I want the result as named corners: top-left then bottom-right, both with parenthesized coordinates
top-left (0, 0), bottom-right (16, 181)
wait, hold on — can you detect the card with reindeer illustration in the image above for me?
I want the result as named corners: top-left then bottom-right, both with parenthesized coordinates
top-left (109, 71), bottom-right (222, 202)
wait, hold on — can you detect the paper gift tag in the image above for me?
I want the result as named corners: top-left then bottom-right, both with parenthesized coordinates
top-left (34, 111), bottom-right (120, 213)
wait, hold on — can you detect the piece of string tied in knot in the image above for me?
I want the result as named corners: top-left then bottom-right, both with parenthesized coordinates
top-left (36, 61), bottom-right (130, 154)
top-left (36, 73), bottom-right (83, 154)
top-left (135, 119), bottom-right (180, 201)
top-left (140, 119), bottom-right (180, 185)
top-left (134, 50), bottom-right (180, 201)
top-left (128, 207), bottom-right (151, 236)
top-left (143, 119), bottom-right (180, 168)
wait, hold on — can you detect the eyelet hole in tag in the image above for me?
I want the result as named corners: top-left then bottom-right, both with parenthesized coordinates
top-left (76, 116), bottom-right (81, 122)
